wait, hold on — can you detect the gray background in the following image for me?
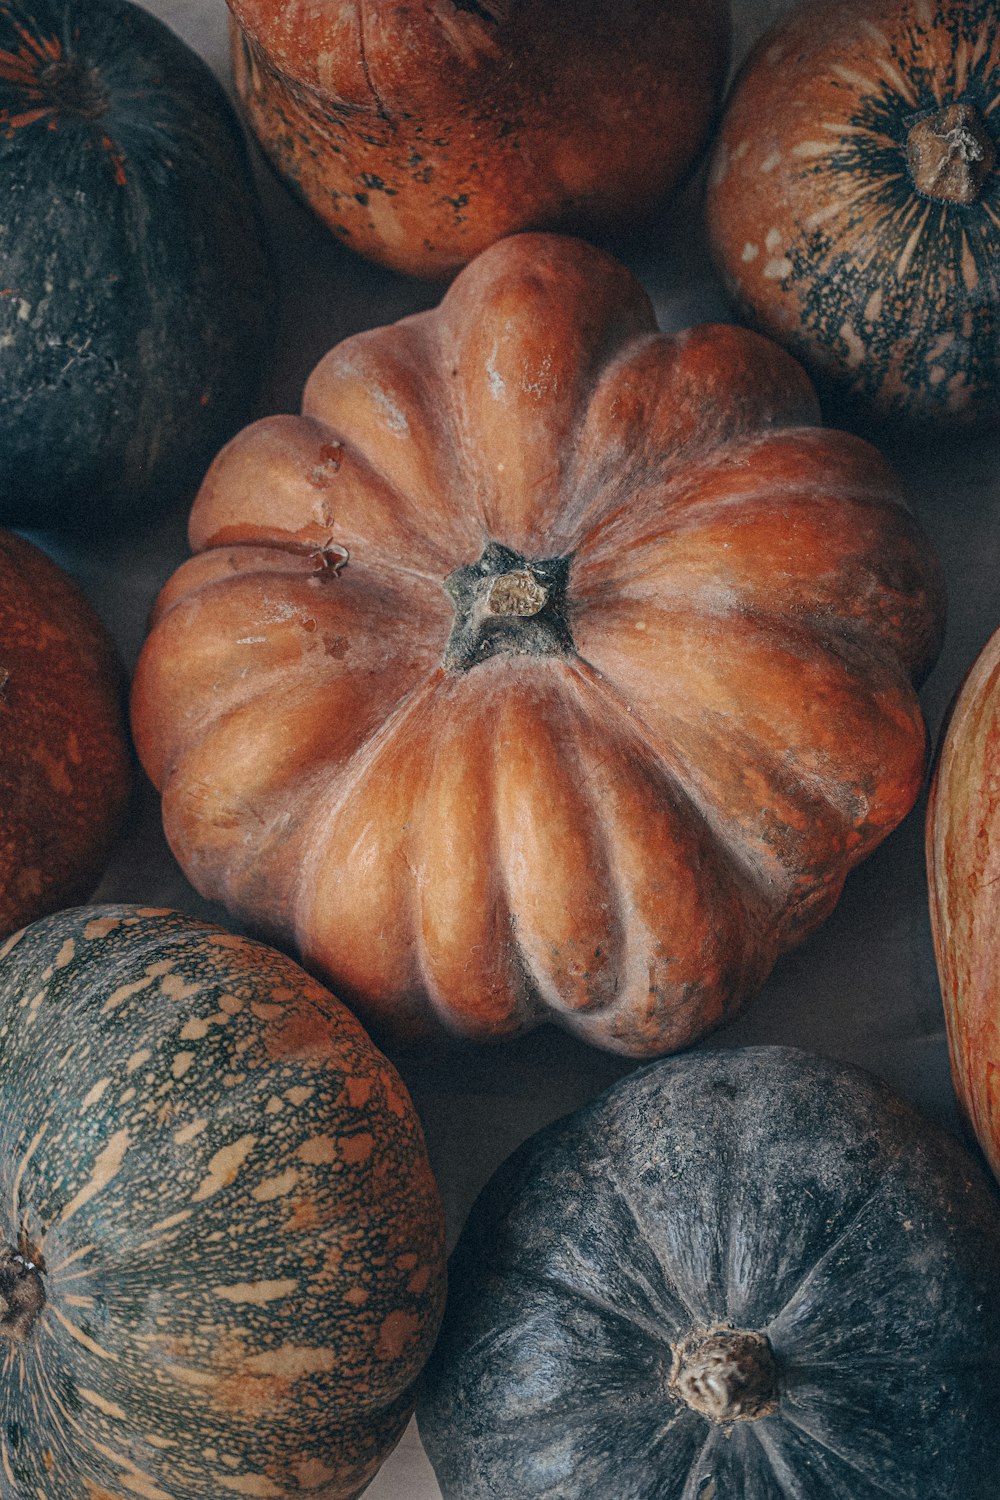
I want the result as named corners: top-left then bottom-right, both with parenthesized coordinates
top-left (47, 2), bottom-right (1000, 1492)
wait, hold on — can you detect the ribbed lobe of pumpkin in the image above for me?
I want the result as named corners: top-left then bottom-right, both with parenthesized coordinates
top-left (131, 234), bottom-right (945, 1057)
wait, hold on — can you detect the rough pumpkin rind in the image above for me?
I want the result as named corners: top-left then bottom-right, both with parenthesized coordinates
top-left (131, 233), bottom-right (946, 1057)
top-left (227, 0), bottom-right (730, 277)
top-left (0, 0), bottom-right (273, 529)
top-left (0, 530), bottom-right (129, 936)
top-left (418, 1046), bottom-right (1000, 1499)
top-left (0, 904), bottom-right (446, 1499)
top-left (927, 624), bottom-right (1000, 1184)
top-left (705, 0), bottom-right (1000, 429)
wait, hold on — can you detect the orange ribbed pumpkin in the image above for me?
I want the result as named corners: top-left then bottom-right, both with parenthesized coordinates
top-left (132, 234), bottom-right (945, 1057)
top-left (928, 625), bottom-right (1000, 1184)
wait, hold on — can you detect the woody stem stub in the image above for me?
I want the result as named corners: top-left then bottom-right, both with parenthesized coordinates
top-left (0, 1245), bottom-right (45, 1343)
top-left (669, 1326), bottom-right (780, 1424)
top-left (907, 103), bottom-right (996, 204)
top-left (442, 540), bottom-right (573, 672)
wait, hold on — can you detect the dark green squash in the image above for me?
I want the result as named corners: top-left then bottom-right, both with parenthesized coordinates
top-left (0, 0), bottom-right (273, 530)
top-left (0, 904), bottom-right (446, 1499)
top-left (418, 1046), bottom-right (1000, 1499)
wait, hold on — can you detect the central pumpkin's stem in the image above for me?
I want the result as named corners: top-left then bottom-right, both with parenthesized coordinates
top-left (669, 1326), bottom-right (780, 1424)
top-left (442, 541), bottom-right (573, 672)
top-left (0, 1245), bottom-right (46, 1344)
top-left (906, 103), bottom-right (995, 204)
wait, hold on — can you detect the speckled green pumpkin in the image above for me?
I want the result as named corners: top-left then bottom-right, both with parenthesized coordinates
top-left (418, 1046), bottom-right (1000, 1499)
top-left (705, 0), bottom-right (1000, 430)
top-left (0, 905), bottom-right (446, 1499)
top-left (0, 0), bottom-right (273, 529)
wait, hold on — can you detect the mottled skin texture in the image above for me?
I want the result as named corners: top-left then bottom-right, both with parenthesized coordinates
top-left (0, 905), bottom-right (446, 1499)
top-left (0, 0), bottom-right (272, 529)
top-left (705, 0), bottom-right (1000, 429)
top-left (226, 0), bottom-right (730, 277)
top-left (131, 234), bottom-right (946, 1058)
top-left (928, 626), bottom-right (1000, 1185)
top-left (0, 532), bottom-right (129, 937)
top-left (418, 1047), bottom-right (1000, 1499)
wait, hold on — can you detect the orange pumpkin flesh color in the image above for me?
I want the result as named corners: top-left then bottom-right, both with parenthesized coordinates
top-left (131, 233), bottom-right (945, 1057)
top-left (226, 0), bottom-right (730, 277)
top-left (928, 630), bottom-right (1000, 1183)
top-left (0, 530), bottom-right (130, 936)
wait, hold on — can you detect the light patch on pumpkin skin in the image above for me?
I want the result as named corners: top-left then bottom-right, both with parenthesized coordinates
top-left (149, 1209), bottom-right (194, 1234)
top-left (127, 1049), bottom-right (152, 1074)
top-left (741, 242), bottom-right (758, 262)
top-left (251, 1169), bottom-right (301, 1202)
top-left (79, 1387), bottom-right (127, 1421)
top-left (930, 365), bottom-right (947, 385)
top-left (179, 1012), bottom-right (230, 1041)
top-left (192, 1135), bottom-right (257, 1202)
top-left (218, 993), bottom-right (244, 1015)
top-left (84, 916), bottom-right (121, 940)
top-left (759, 150), bottom-right (781, 173)
top-left (88, 1438), bottom-right (174, 1500)
top-left (0, 928), bottom-right (26, 961)
top-left (961, 234), bottom-right (978, 293)
top-left (55, 938), bottom-right (75, 967)
top-left (101, 975), bottom-right (156, 1014)
top-left (376, 1309), bottom-right (422, 1361)
top-left (791, 139), bottom-right (832, 158)
top-left (65, 1294), bottom-right (95, 1309)
top-left (119, 1087), bottom-right (137, 1104)
top-left (927, 332), bottom-right (956, 360)
top-left (243, 1345), bottom-right (336, 1380)
top-left (285, 1085), bottom-right (314, 1106)
top-left (214, 1278), bottom-right (298, 1305)
top-left (764, 258), bottom-right (793, 280)
top-left (172, 1052), bottom-right (195, 1079)
top-left (864, 286), bottom-right (883, 322)
top-left (59, 1129), bottom-right (130, 1225)
top-left (264, 1097), bottom-right (284, 1115)
top-left (174, 1118), bottom-right (208, 1145)
top-left (831, 63), bottom-right (876, 90)
top-left (340, 1132), bottom-right (374, 1164)
top-left (216, 1475), bottom-right (282, 1497)
top-left (294, 1458), bottom-right (338, 1488)
top-left (765, 227), bottom-right (782, 251)
top-left (296, 1135), bottom-right (338, 1165)
top-left (30, 744), bottom-right (72, 796)
top-left (160, 973), bottom-right (201, 1001)
top-left (840, 322), bottom-right (865, 369)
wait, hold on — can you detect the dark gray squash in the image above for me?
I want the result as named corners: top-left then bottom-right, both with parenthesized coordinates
top-left (0, 0), bottom-right (273, 530)
top-left (418, 1046), bottom-right (1000, 1499)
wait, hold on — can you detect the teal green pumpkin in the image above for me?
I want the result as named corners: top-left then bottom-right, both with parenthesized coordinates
top-left (0, 905), bottom-right (446, 1499)
top-left (0, 0), bottom-right (273, 529)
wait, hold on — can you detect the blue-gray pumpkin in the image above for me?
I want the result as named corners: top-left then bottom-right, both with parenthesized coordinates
top-left (0, 0), bottom-right (273, 529)
top-left (418, 1046), bottom-right (1000, 1498)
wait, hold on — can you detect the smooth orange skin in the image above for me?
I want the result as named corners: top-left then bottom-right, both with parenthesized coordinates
top-left (928, 630), bottom-right (1000, 1184)
top-left (132, 233), bottom-right (945, 1057)
top-left (227, 0), bottom-right (730, 277)
top-left (0, 532), bottom-right (130, 936)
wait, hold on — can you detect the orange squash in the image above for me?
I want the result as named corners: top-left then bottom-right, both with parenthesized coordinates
top-left (0, 530), bottom-right (129, 935)
top-left (227, 0), bottom-right (730, 277)
top-left (132, 233), bottom-right (946, 1057)
top-left (705, 0), bottom-right (1000, 428)
top-left (928, 625), bottom-right (1000, 1184)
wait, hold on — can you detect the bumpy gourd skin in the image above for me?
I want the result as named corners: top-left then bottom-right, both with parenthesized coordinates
top-left (0, 905), bottom-right (446, 1499)
top-left (227, 0), bottom-right (730, 277)
top-left (418, 1047), bottom-right (1000, 1499)
top-left (132, 233), bottom-right (946, 1058)
top-left (0, 0), bottom-right (272, 529)
top-left (0, 530), bottom-right (129, 936)
top-left (706, 0), bottom-right (1000, 430)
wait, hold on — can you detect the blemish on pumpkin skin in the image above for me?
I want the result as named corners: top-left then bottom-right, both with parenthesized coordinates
top-left (173, 1117), bottom-right (207, 1145)
top-left (192, 1135), bottom-right (257, 1201)
top-left (340, 1132), bottom-right (374, 1164)
top-left (375, 1309), bottom-right (422, 1360)
top-left (297, 1135), bottom-right (338, 1165)
top-left (172, 1051), bottom-right (195, 1079)
top-left (55, 937), bottom-right (75, 967)
top-left (58, 1128), bottom-right (130, 1224)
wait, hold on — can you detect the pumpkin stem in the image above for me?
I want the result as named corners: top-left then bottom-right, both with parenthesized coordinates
top-left (669, 1325), bottom-right (779, 1424)
top-left (442, 541), bottom-right (573, 672)
top-left (906, 103), bottom-right (995, 205)
top-left (0, 1245), bottom-right (46, 1344)
top-left (38, 59), bottom-right (109, 122)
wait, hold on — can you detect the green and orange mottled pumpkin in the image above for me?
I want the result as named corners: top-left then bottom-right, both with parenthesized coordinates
top-left (0, 905), bottom-right (446, 1499)
top-left (705, 0), bottom-right (1000, 428)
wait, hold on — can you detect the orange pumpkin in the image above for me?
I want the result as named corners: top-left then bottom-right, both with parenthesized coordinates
top-left (0, 530), bottom-right (130, 935)
top-left (705, 0), bottom-right (1000, 428)
top-left (928, 626), bottom-right (1000, 1183)
top-left (132, 233), bottom-right (945, 1057)
top-left (227, 0), bottom-right (730, 277)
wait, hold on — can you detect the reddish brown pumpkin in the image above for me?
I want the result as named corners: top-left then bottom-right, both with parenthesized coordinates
top-left (131, 234), bottom-right (945, 1057)
top-left (0, 530), bottom-right (130, 935)
top-left (928, 626), bottom-right (1000, 1184)
top-left (227, 0), bottom-right (730, 277)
